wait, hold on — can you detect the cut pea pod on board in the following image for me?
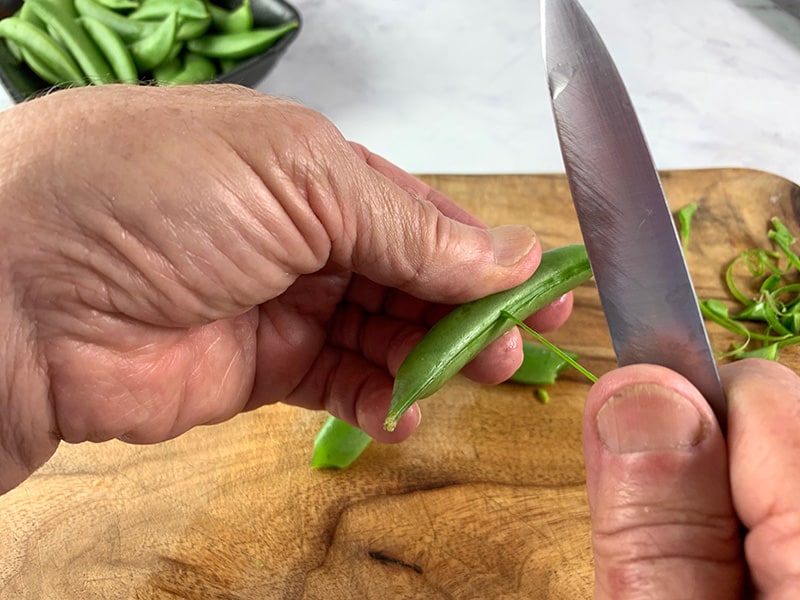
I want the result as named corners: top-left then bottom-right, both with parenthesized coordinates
top-left (310, 244), bottom-right (595, 470)
top-left (0, 0), bottom-right (299, 88)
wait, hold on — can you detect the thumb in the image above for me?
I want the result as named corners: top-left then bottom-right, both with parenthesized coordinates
top-left (326, 146), bottom-right (541, 304)
top-left (583, 364), bottom-right (743, 599)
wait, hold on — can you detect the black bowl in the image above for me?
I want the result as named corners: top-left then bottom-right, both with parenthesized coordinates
top-left (0, 0), bottom-right (301, 103)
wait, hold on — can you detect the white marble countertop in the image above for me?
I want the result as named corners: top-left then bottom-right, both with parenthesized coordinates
top-left (261, 0), bottom-right (800, 184)
top-left (2, 0), bottom-right (799, 184)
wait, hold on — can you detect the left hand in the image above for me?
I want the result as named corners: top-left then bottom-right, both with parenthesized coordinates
top-left (0, 84), bottom-right (572, 494)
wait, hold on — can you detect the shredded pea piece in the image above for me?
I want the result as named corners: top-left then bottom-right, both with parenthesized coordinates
top-left (535, 389), bottom-right (551, 404)
top-left (697, 216), bottom-right (800, 361)
top-left (676, 203), bottom-right (698, 251)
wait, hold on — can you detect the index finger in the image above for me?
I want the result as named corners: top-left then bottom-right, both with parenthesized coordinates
top-left (722, 358), bottom-right (800, 596)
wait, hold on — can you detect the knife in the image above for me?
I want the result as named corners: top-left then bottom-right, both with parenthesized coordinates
top-left (541, 0), bottom-right (727, 430)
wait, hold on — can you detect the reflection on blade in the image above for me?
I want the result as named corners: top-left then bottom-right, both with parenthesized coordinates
top-left (542, 0), bottom-right (727, 429)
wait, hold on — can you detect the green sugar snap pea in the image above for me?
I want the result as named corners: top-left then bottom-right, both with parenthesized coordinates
top-left (81, 16), bottom-right (138, 83)
top-left (129, 0), bottom-right (208, 22)
top-left (29, 0), bottom-right (114, 85)
top-left (310, 416), bottom-right (373, 470)
top-left (5, 1), bottom-right (46, 62)
top-left (46, 0), bottom-right (79, 17)
top-left (384, 244), bottom-right (592, 431)
top-left (74, 0), bottom-right (157, 43)
top-left (154, 51), bottom-right (216, 85)
top-left (20, 46), bottom-right (63, 84)
top-left (0, 16), bottom-right (85, 84)
top-left (94, 0), bottom-right (140, 9)
top-left (208, 0), bottom-right (253, 35)
top-left (187, 22), bottom-right (299, 59)
top-left (129, 9), bottom-right (177, 72)
top-left (7, 0), bottom-right (297, 92)
top-left (175, 14), bottom-right (212, 41)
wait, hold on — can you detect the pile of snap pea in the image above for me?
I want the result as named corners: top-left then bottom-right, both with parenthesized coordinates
top-left (312, 244), bottom-right (594, 470)
top-left (0, 0), bottom-right (298, 88)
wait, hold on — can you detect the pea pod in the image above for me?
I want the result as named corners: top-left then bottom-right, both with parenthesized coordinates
top-left (0, 16), bottom-right (85, 85)
top-left (208, 0), bottom-right (253, 35)
top-left (175, 15), bottom-right (212, 41)
top-left (80, 16), bottom-right (138, 84)
top-left (154, 51), bottom-right (216, 85)
top-left (186, 21), bottom-right (298, 59)
top-left (164, 40), bottom-right (184, 63)
top-left (218, 57), bottom-right (242, 73)
top-left (46, 0), bottom-right (79, 18)
top-left (29, 0), bottom-right (115, 85)
top-left (20, 46), bottom-right (64, 85)
top-left (129, 9), bottom-right (177, 72)
top-left (5, 1), bottom-right (46, 62)
top-left (74, 0), bottom-right (157, 43)
top-left (94, 0), bottom-right (140, 9)
top-left (129, 0), bottom-right (208, 21)
top-left (310, 416), bottom-right (373, 470)
top-left (130, 0), bottom-right (211, 41)
top-left (151, 55), bottom-right (181, 83)
top-left (384, 244), bottom-right (592, 431)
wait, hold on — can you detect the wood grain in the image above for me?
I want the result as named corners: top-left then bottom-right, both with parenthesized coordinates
top-left (1, 169), bottom-right (798, 599)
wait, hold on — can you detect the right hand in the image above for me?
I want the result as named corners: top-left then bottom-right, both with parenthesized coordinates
top-left (582, 358), bottom-right (800, 599)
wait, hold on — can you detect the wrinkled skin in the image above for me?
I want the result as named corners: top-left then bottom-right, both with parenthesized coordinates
top-left (584, 359), bottom-right (800, 599)
top-left (0, 84), bottom-right (572, 494)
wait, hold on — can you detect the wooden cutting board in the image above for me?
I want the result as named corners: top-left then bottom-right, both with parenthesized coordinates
top-left (2, 169), bottom-right (799, 599)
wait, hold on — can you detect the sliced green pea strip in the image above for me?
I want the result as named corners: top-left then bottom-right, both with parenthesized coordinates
top-left (0, 16), bottom-right (85, 84)
top-left (310, 416), bottom-right (373, 470)
top-left (81, 16), bottom-right (139, 83)
top-left (208, 0), bottom-right (253, 34)
top-left (75, 0), bottom-right (157, 43)
top-left (505, 313), bottom-right (597, 383)
top-left (676, 203), bottom-right (697, 251)
top-left (186, 21), bottom-right (298, 59)
top-left (29, 0), bottom-right (115, 85)
top-left (129, 9), bottom-right (178, 72)
top-left (384, 244), bottom-right (592, 431)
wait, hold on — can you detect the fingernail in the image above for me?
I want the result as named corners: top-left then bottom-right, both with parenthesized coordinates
top-left (597, 383), bottom-right (705, 454)
top-left (488, 225), bottom-right (536, 267)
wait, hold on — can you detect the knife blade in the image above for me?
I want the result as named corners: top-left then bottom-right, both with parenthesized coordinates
top-left (541, 0), bottom-right (727, 430)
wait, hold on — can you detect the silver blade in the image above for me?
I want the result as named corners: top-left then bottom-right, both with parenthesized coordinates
top-left (542, 0), bottom-right (727, 429)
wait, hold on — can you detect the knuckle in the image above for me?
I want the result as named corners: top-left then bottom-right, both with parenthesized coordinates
top-left (592, 504), bottom-right (742, 596)
top-left (593, 504), bottom-right (741, 563)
